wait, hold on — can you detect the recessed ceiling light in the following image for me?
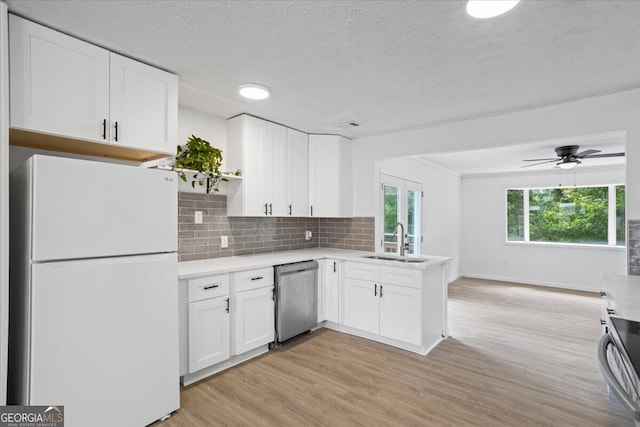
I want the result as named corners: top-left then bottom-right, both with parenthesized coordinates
top-left (238, 84), bottom-right (271, 100)
top-left (466, 0), bottom-right (520, 19)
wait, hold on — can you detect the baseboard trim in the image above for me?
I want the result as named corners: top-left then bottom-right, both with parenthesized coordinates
top-left (459, 273), bottom-right (599, 293)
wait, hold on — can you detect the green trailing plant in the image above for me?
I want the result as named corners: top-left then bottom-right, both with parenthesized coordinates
top-left (172, 135), bottom-right (240, 193)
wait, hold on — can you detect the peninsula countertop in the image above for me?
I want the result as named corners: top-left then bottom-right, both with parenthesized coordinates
top-left (178, 248), bottom-right (451, 280)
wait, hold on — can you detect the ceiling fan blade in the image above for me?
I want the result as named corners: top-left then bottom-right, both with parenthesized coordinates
top-left (521, 159), bottom-right (558, 168)
top-left (576, 149), bottom-right (601, 158)
top-left (583, 152), bottom-right (625, 158)
top-left (522, 157), bottom-right (559, 162)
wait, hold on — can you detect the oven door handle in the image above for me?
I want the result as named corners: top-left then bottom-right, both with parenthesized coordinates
top-left (598, 334), bottom-right (640, 415)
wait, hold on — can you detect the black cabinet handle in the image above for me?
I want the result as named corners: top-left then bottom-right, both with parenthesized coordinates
top-left (269, 203), bottom-right (273, 215)
top-left (288, 204), bottom-right (292, 216)
top-left (114, 121), bottom-right (118, 142)
top-left (310, 205), bottom-right (313, 216)
top-left (374, 284), bottom-right (377, 297)
top-left (225, 297), bottom-right (230, 313)
top-left (333, 261), bottom-right (337, 273)
top-left (102, 119), bottom-right (106, 140)
top-left (203, 284), bottom-right (220, 290)
top-left (380, 285), bottom-right (383, 298)
top-left (264, 203), bottom-right (268, 216)
top-left (251, 276), bottom-right (264, 281)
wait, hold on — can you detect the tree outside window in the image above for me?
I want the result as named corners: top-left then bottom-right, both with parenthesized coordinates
top-left (506, 185), bottom-right (625, 247)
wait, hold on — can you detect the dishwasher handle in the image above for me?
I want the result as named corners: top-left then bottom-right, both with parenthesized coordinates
top-left (598, 334), bottom-right (640, 416)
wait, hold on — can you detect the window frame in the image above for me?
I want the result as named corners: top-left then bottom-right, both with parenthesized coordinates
top-left (505, 184), bottom-right (626, 248)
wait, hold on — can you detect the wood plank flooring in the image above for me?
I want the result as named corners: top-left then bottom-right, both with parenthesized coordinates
top-left (159, 277), bottom-right (610, 426)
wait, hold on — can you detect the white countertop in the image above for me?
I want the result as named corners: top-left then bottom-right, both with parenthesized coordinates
top-left (602, 275), bottom-right (640, 322)
top-left (178, 248), bottom-right (451, 280)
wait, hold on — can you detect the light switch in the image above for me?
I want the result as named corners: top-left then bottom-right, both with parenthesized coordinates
top-left (305, 230), bottom-right (312, 240)
top-left (194, 211), bottom-right (203, 224)
top-left (221, 236), bottom-right (228, 248)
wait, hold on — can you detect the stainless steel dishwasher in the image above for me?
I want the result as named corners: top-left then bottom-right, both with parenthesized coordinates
top-left (274, 260), bottom-right (319, 344)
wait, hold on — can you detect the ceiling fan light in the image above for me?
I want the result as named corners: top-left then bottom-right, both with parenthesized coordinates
top-left (466, 0), bottom-right (520, 19)
top-left (558, 161), bottom-right (578, 170)
top-left (238, 84), bottom-right (271, 100)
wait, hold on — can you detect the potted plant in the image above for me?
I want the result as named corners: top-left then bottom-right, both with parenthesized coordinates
top-left (172, 135), bottom-right (240, 193)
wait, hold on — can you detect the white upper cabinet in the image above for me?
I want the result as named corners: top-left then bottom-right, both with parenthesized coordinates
top-left (9, 15), bottom-right (177, 158)
top-left (9, 14), bottom-right (110, 142)
top-left (226, 115), bottom-right (289, 216)
top-left (308, 135), bottom-right (353, 218)
top-left (286, 128), bottom-right (309, 217)
top-left (109, 53), bottom-right (177, 153)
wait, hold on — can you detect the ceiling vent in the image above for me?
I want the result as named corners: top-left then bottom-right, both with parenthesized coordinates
top-left (336, 121), bottom-right (360, 129)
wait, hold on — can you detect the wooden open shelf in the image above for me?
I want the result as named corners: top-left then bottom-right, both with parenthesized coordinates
top-left (9, 128), bottom-right (172, 162)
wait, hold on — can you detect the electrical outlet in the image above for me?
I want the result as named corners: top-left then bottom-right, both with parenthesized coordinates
top-left (305, 230), bottom-right (312, 240)
top-left (221, 236), bottom-right (228, 248)
top-left (194, 211), bottom-right (203, 224)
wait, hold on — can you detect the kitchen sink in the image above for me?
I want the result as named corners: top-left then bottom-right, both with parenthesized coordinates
top-left (362, 255), bottom-right (429, 263)
top-left (362, 255), bottom-right (399, 261)
top-left (394, 258), bottom-right (429, 263)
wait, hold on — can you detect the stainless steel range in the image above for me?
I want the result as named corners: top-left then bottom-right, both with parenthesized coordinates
top-left (599, 316), bottom-right (640, 426)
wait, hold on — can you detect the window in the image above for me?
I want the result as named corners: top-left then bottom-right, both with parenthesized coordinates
top-left (380, 174), bottom-right (422, 255)
top-left (506, 185), bottom-right (625, 247)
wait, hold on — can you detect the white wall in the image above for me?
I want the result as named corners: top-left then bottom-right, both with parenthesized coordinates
top-left (460, 166), bottom-right (626, 291)
top-left (353, 90), bottom-right (640, 218)
top-left (375, 157), bottom-right (461, 281)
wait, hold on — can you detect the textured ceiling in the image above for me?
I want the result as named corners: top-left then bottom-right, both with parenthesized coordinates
top-left (6, 0), bottom-right (640, 142)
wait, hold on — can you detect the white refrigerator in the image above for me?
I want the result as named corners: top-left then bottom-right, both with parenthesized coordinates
top-left (8, 155), bottom-right (180, 426)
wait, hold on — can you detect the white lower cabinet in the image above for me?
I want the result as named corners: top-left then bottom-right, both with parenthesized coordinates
top-left (180, 268), bottom-right (275, 385)
top-left (344, 262), bottom-right (423, 346)
top-left (344, 278), bottom-right (379, 334)
top-left (318, 259), bottom-right (342, 323)
top-left (233, 286), bottom-right (275, 355)
top-left (379, 283), bottom-right (421, 345)
top-left (188, 296), bottom-right (230, 373)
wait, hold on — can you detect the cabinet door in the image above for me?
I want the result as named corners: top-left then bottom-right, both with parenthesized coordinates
top-left (317, 260), bottom-right (327, 323)
top-left (9, 15), bottom-right (110, 142)
top-left (325, 259), bottom-right (341, 323)
top-left (242, 116), bottom-right (269, 216)
top-left (188, 296), bottom-right (230, 373)
top-left (266, 122), bottom-right (287, 216)
top-left (109, 53), bottom-right (177, 154)
top-left (286, 128), bottom-right (309, 216)
top-left (309, 135), bottom-right (341, 217)
top-left (379, 284), bottom-right (421, 345)
top-left (234, 287), bottom-right (275, 355)
top-left (344, 278), bottom-right (379, 334)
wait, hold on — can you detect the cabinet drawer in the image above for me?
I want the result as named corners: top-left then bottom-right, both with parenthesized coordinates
top-left (345, 262), bottom-right (379, 281)
top-left (232, 267), bottom-right (274, 293)
top-left (380, 266), bottom-right (422, 289)
top-left (188, 274), bottom-right (230, 302)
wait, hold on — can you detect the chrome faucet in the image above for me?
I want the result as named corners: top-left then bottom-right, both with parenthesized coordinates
top-left (394, 222), bottom-right (409, 256)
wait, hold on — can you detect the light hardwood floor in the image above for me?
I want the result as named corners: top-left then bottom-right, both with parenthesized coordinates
top-left (160, 277), bottom-right (610, 426)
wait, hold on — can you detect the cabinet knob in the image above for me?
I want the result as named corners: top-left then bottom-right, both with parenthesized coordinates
top-left (374, 284), bottom-right (377, 297)
top-left (114, 121), bottom-right (119, 142)
top-left (102, 119), bottom-right (107, 140)
top-left (264, 203), bottom-right (268, 216)
top-left (288, 204), bottom-right (292, 216)
top-left (225, 297), bottom-right (230, 313)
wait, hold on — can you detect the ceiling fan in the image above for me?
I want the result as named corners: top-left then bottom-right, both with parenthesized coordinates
top-left (522, 145), bottom-right (625, 169)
